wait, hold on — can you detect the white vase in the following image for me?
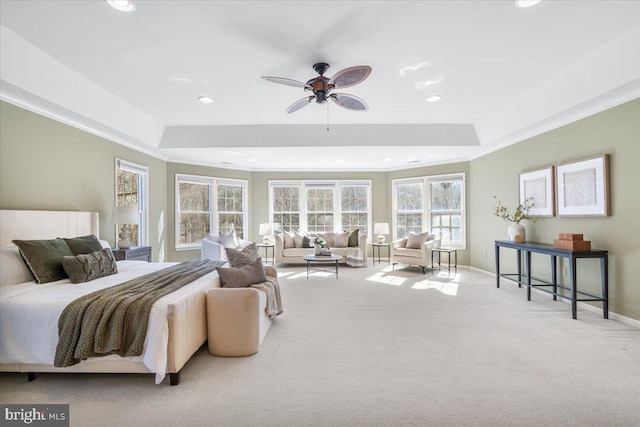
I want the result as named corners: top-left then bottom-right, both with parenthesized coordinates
top-left (314, 244), bottom-right (322, 255)
top-left (508, 223), bottom-right (526, 243)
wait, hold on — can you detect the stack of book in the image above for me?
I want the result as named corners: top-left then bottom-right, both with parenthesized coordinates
top-left (318, 248), bottom-right (332, 256)
top-left (553, 233), bottom-right (591, 251)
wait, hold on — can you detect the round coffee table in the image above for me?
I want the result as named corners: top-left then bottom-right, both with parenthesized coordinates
top-left (302, 254), bottom-right (343, 279)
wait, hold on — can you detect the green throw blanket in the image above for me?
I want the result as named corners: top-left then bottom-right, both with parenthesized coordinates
top-left (54, 260), bottom-right (224, 367)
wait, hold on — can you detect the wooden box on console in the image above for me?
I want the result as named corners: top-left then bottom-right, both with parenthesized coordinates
top-left (558, 233), bottom-right (584, 241)
top-left (553, 239), bottom-right (591, 251)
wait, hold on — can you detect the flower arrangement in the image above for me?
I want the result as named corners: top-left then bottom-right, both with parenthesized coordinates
top-left (312, 236), bottom-right (326, 247)
top-left (493, 196), bottom-right (537, 224)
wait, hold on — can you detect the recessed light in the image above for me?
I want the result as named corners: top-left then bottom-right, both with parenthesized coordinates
top-left (106, 0), bottom-right (136, 12)
top-left (426, 95), bottom-right (441, 103)
top-left (515, 0), bottom-right (541, 8)
top-left (198, 96), bottom-right (214, 104)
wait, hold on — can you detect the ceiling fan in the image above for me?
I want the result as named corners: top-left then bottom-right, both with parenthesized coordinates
top-left (262, 63), bottom-right (372, 114)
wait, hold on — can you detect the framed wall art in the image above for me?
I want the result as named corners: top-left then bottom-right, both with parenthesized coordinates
top-left (519, 166), bottom-right (555, 217)
top-left (556, 154), bottom-right (610, 216)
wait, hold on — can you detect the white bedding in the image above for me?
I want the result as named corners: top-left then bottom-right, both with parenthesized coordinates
top-left (0, 260), bottom-right (221, 384)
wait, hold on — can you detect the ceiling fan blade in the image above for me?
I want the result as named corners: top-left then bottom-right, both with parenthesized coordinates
top-left (328, 66), bottom-right (372, 89)
top-left (286, 96), bottom-right (315, 114)
top-left (329, 93), bottom-right (368, 111)
top-left (261, 76), bottom-right (310, 89)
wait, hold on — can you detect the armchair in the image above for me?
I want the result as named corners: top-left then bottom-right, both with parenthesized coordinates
top-left (201, 234), bottom-right (253, 261)
top-left (391, 234), bottom-right (441, 274)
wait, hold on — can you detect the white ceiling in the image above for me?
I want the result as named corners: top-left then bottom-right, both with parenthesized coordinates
top-left (1, 1), bottom-right (639, 171)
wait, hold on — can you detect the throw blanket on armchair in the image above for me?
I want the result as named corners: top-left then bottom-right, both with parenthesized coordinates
top-left (54, 260), bottom-right (225, 367)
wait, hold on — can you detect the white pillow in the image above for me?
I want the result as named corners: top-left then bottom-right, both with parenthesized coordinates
top-left (293, 231), bottom-right (305, 248)
top-left (333, 231), bottom-right (349, 248)
top-left (219, 230), bottom-right (239, 249)
top-left (406, 231), bottom-right (429, 249)
top-left (319, 233), bottom-right (335, 247)
top-left (282, 231), bottom-right (295, 249)
top-left (0, 245), bottom-right (35, 286)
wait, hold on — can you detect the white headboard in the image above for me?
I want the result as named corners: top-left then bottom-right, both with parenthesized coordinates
top-left (0, 210), bottom-right (99, 246)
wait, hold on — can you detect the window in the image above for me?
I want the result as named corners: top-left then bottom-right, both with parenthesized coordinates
top-left (395, 181), bottom-right (423, 238)
top-left (306, 186), bottom-right (334, 233)
top-left (269, 180), bottom-right (371, 238)
top-left (340, 184), bottom-right (369, 234)
top-left (429, 178), bottom-right (463, 246)
top-left (115, 159), bottom-right (148, 246)
top-left (392, 173), bottom-right (466, 248)
top-left (176, 174), bottom-right (248, 249)
top-left (217, 182), bottom-right (246, 239)
top-left (271, 184), bottom-right (301, 232)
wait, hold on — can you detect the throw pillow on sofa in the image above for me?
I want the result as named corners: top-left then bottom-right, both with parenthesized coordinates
top-left (282, 231), bottom-right (295, 249)
top-left (219, 229), bottom-right (239, 249)
top-left (216, 258), bottom-right (267, 288)
top-left (348, 228), bottom-right (359, 247)
top-left (333, 231), bottom-right (349, 248)
top-left (406, 231), bottom-right (429, 249)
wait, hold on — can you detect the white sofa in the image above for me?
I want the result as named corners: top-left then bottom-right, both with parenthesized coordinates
top-left (274, 233), bottom-right (368, 266)
top-left (201, 234), bottom-right (253, 261)
top-left (391, 235), bottom-right (442, 274)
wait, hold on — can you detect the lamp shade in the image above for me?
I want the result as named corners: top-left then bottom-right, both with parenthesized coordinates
top-left (112, 206), bottom-right (139, 224)
top-left (259, 223), bottom-right (272, 235)
top-left (373, 223), bottom-right (390, 235)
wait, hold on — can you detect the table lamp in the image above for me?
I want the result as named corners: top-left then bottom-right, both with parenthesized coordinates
top-left (259, 223), bottom-right (273, 244)
top-left (374, 222), bottom-right (390, 243)
top-left (112, 206), bottom-right (139, 249)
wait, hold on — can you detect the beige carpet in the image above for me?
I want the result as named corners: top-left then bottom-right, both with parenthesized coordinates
top-left (1, 264), bottom-right (639, 427)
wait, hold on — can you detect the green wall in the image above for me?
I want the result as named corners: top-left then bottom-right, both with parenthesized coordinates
top-left (469, 99), bottom-right (640, 320)
top-left (0, 101), bottom-right (168, 261)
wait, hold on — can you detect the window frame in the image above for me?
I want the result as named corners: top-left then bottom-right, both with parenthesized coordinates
top-left (115, 158), bottom-right (148, 247)
top-left (269, 180), bottom-right (372, 240)
top-left (392, 173), bottom-right (466, 249)
top-left (175, 174), bottom-right (248, 250)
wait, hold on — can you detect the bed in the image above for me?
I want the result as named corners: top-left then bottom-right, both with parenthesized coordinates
top-left (0, 210), bottom-right (221, 385)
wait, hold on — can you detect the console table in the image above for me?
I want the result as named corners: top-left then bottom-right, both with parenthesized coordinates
top-left (494, 240), bottom-right (608, 319)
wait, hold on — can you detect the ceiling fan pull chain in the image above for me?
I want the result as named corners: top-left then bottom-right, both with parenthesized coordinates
top-left (326, 102), bottom-right (330, 131)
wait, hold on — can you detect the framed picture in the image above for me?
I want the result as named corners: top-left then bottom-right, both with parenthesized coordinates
top-left (520, 166), bottom-right (555, 217)
top-left (556, 154), bottom-right (610, 216)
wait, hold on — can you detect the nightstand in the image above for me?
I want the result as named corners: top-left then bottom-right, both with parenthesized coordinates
top-left (111, 246), bottom-right (152, 262)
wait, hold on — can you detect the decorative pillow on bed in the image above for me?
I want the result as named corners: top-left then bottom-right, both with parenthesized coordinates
top-left (62, 248), bottom-right (118, 283)
top-left (12, 238), bottom-right (74, 284)
top-left (216, 258), bottom-right (267, 288)
top-left (218, 230), bottom-right (239, 249)
top-left (63, 234), bottom-right (103, 255)
top-left (225, 243), bottom-right (259, 267)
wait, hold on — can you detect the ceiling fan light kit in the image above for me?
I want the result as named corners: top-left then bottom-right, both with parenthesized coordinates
top-left (262, 63), bottom-right (371, 114)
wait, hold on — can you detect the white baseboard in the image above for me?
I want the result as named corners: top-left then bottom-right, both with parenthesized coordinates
top-left (470, 266), bottom-right (640, 329)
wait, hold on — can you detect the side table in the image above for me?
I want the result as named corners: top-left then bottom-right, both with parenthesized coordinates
top-left (111, 246), bottom-right (152, 262)
top-left (257, 244), bottom-right (275, 265)
top-left (372, 243), bottom-right (390, 265)
top-left (431, 247), bottom-right (457, 274)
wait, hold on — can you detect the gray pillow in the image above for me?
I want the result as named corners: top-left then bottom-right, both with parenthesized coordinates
top-left (12, 238), bottom-right (74, 284)
top-left (225, 243), bottom-right (259, 267)
top-left (348, 228), bottom-right (359, 247)
top-left (62, 248), bottom-right (118, 284)
top-left (64, 234), bottom-right (103, 255)
top-left (216, 258), bottom-right (267, 288)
